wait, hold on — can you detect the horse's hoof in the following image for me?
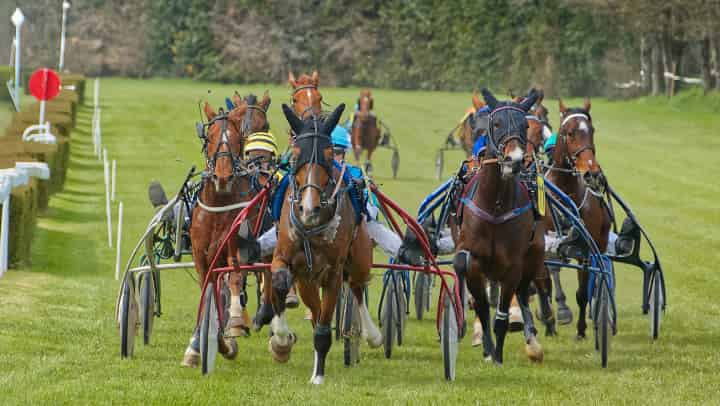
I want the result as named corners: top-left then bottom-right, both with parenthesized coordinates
top-left (483, 354), bottom-right (493, 362)
top-left (508, 306), bottom-right (524, 332)
top-left (269, 333), bottom-right (296, 363)
top-left (285, 293), bottom-right (299, 309)
top-left (310, 375), bottom-right (325, 385)
top-left (181, 347), bottom-right (200, 368)
top-left (365, 330), bottom-right (383, 349)
top-left (221, 338), bottom-right (238, 360)
top-left (525, 336), bottom-right (544, 363)
top-left (227, 316), bottom-right (251, 338)
top-left (575, 333), bottom-right (586, 341)
top-left (557, 305), bottom-right (573, 325)
top-left (472, 319), bottom-right (483, 347)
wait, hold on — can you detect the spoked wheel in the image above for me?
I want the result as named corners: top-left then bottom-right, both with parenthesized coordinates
top-left (394, 274), bottom-right (407, 346)
top-left (435, 150), bottom-right (444, 181)
top-left (649, 270), bottom-right (665, 340)
top-left (414, 273), bottom-right (431, 321)
top-left (440, 288), bottom-right (459, 381)
top-left (139, 271), bottom-right (155, 345)
top-left (200, 282), bottom-right (220, 375)
top-left (391, 149), bottom-right (400, 179)
top-left (335, 284), bottom-right (346, 342)
top-left (119, 277), bottom-right (138, 358)
top-left (173, 202), bottom-right (185, 262)
top-left (382, 276), bottom-right (396, 359)
top-left (594, 277), bottom-right (613, 368)
top-left (342, 287), bottom-right (362, 366)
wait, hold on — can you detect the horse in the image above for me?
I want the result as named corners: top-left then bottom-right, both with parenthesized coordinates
top-left (181, 92), bottom-right (272, 367)
top-left (544, 99), bottom-right (611, 339)
top-left (267, 103), bottom-right (382, 385)
top-left (288, 70), bottom-right (322, 120)
top-left (452, 88), bottom-right (555, 365)
top-left (351, 89), bottom-right (381, 174)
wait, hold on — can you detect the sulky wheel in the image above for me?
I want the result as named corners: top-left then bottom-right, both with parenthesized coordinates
top-left (173, 202), bottom-right (185, 262)
top-left (440, 288), bottom-right (459, 381)
top-left (119, 277), bottom-right (138, 358)
top-left (335, 284), bottom-right (346, 342)
top-left (382, 276), bottom-right (396, 359)
top-left (414, 273), bottom-right (432, 321)
top-left (649, 270), bottom-right (665, 340)
top-left (200, 282), bottom-right (220, 375)
top-left (342, 287), bottom-right (362, 366)
top-left (391, 150), bottom-right (400, 179)
top-left (595, 277), bottom-right (613, 368)
top-left (395, 275), bottom-right (407, 346)
top-left (139, 271), bottom-right (155, 345)
top-left (435, 150), bottom-right (444, 181)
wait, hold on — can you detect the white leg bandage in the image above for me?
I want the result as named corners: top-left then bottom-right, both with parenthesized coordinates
top-left (436, 228), bottom-right (455, 255)
top-left (606, 231), bottom-right (618, 255)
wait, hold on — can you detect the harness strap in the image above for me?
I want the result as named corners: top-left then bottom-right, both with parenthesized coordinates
top-left (459, 197), bottom-right (532, 225)
top-left (197, 199), bottom-right (252, 213)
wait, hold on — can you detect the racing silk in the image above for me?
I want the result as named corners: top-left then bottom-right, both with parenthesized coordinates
top-left (544, 132), bottom-right (557, 154)
top-left (472, 135), bottom-right (487, 157)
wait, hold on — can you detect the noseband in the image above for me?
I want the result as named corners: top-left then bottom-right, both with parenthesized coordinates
top-left (558, 113), bottom-right (595, 168)
top-left (292, 85), bottom-right (321, 120)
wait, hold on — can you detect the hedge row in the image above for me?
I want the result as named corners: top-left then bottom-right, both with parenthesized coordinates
top-left (1, 73), bottom-right (85, 268)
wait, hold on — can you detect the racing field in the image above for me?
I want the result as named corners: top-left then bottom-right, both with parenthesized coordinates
top-left (1, 78), bottom-right (719, 404)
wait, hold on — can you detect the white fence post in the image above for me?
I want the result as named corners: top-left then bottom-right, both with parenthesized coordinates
top-left (0, 194), bottom-right (10, 275)
top-left (104, 149), bottom-right (112, 248)
top-left (115, 201), bottom-right (123, 280)
top-left (111, 159), bottom-right (116, 202)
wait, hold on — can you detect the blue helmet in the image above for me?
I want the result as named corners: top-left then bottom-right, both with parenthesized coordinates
top-left (331, 125), bottom-right (352, 150)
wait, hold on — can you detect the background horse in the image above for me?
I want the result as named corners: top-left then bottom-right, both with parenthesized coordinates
top-left (351, 89), bottom-right (381, 174)
top-left (288, 70), bottom-right (322, 120)
top-left (544, 99), bottom-right (611, 338)
top-left (453, 89), bottom-right (555, 365)
top-left (267, 103), bottom-right (382, 385)
top-left (181, 92), bottom-right (272, 367)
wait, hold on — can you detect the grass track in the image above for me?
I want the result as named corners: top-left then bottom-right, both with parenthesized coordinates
top-left (0, 78), bottom-right (719, 404)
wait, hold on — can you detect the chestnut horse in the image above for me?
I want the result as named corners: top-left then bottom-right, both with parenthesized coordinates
top-left (288, 70), bottom-right (322, 120)
top-left (181, 92), bottom-right (272, 367)
top-left (544, 99), bottom-right (611, 339)
top-left (453, 89), bottom-right (555, 365)
top-left (351, 89), bottom-right (381, 174)
top-left (267, 103), bottom-right (382, 385)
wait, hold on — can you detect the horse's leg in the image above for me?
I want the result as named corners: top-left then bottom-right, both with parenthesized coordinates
top-left (509, 294), bottom-right (524, 332)
top-left (349, 223), bottom-right (382, 347)
top-left (253, 268), bottom-right (275, 331)
top-left (308, 274), bottom-right (340, 385)
top-left (455, 250), bottom-right (494, 358)
top-left (268, 257), bottom-right (295, 362)
top-left (576, 270), bottom-right (590, 340)
top-left (494, 277), bottom-right (517, 365)
top-left (226, 269), bottom-right (250, 338)
top-left (534, 269), bottom-right (557, 337)
top-left (517, 278), bottom-right (543, 362)
top-left (550, 264), bottom-right (573, 325)
top-left (182, 240), bottom-right (209, 367)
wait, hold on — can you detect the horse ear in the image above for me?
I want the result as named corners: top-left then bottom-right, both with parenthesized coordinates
top-left (311, 70), bottom-right (320, 86)
top-left (472, 90), bottom-right (485, 110)
top-left (288, 71), bottom-right (297, 88)
top-left (519, 89), bottom-right (539, 112)
top-left (322, 103), bottom-right (346, 135)
top-left (282, 103), bottom-right (303, 134)
top-left (583, 98), bottom-right (592, 113)
top-left (260, 90), bottom-right (271, 111)
top-left (480, 88), bottom-right (499, 109)
top-left (559, 98), bottom-right (568, 113)
top-left (203, 101), bottom-right (216, 120)
top-left (232, 92), bottom-right (243, 108)
top-left (536, 88), bottom-right (545, 105)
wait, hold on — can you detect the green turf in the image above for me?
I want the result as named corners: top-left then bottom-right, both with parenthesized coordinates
top-left (0, 78), bottom-right (718, 404)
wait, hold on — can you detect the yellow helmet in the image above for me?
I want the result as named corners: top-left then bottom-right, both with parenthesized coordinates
top-left (245, 132), bottom-right (279, 156)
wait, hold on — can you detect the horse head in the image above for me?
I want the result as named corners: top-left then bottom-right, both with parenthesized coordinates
top-left (283, 102), bottom-right (345, 227)
top-left (557, 98), bottom-right (600, 184)
top-left (481, 88), bottom-right (539, 178)
top-left (289, 70), bottom-right (322, 120)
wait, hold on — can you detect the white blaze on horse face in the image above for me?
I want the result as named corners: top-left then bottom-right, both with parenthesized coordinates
top-left (508, 145), bottom-right (524, 163)
top-left (578, 120), bottom-right (589, 132)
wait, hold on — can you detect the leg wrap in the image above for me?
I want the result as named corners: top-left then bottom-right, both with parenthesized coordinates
top-left (494, 317), bottom-right (508, 336)
top-left (453, 250), bottom-right (471, 278)
top-left (273, 268), bottom-right (293, 293)
top-left (313, 324), bottom-right (332, 377)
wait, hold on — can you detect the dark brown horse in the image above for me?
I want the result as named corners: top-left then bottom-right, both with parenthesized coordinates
top-left (544, 99), bottom-right (611, 339)
top-left (351, 89), bottom-right (381, 174)
top-left (267, 103), bottom-right (381, 385)
top-left (453, 88), bottom-right (555, 365)
top-left (181, 92), bottom-right (272, 367)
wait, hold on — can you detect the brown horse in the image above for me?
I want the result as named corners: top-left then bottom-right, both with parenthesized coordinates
top-left (453, 91), bottom-right (486, 157)
top-left (351, 89), bottom-right (381, 174)
top-left (267, 103), bottom-right (382, 385)
top-left (544, 99), bottom-right (611, 339)
top-left (181, 92), bottom-right (272, 367)
top-left (453, 88), bottom-right (555, 365)
top-left (289, 70), bottom-right (322, 120)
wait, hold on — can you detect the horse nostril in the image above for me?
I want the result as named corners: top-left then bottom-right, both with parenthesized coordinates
top-left (298, 206), bottom-right (304, 214)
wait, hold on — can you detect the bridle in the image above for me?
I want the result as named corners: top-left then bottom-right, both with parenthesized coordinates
top-left (482, 105), bottom-right (528, 168)
top-left (291, 85), bottom-right (321, 120)
top-left (557, 112), bottom-right (595, 170)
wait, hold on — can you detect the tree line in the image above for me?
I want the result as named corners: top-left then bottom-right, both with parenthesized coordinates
top-left (3, 0), bottom-right (719, 97)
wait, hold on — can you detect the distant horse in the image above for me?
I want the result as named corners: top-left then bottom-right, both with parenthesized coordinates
top-left (267, 103), bottom-right (382, 385)
top-left (454, 91), bottom-right (486, 157)
top-left (181, 92), bottom-right (272, 367)
top-left (351, 89), bottom-right (381, 174)
top-left (544, 99), bottom-right (611, 339)
top-left (453, 88), bottom-right (555, 365)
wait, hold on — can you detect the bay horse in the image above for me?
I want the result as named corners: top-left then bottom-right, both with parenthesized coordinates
top-left (267, 103), bottom-right (382, 385)
top-left (351, 89), bottom-right (381, 174)
top-left (453, 88), bottom-right (555, 365)
top-left (544, 99), bottom-right (611, 339)
top-left (181, 92), bottom-right (272, 367)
